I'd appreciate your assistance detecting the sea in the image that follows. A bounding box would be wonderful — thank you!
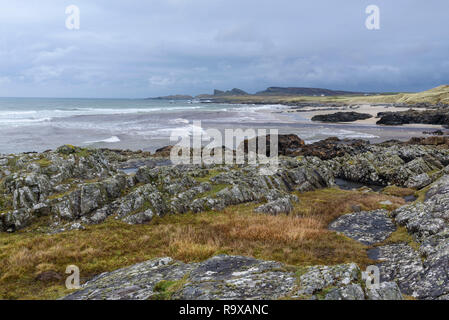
[0,97,430,154]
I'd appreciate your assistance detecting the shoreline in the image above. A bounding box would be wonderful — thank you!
[80,103,447,152]
[1,99,447,155]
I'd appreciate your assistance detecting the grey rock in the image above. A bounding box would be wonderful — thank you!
[297,263,360,296]
[254,195,298,215]
[368,243,424,297]
[63,255,297,300]
[69,222,85,231]
[325,284,365,300]
[1,209,33,231]
[63,257,188,300]
[406,173,432,189]
[328,210,396,245]
[63,254,400,300]
[174,255,297,300]
[366,282,404,300]
[122,209,154,224]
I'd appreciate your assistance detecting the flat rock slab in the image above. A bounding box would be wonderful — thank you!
[62,257,196,300]
[328,209,396,245]
[368,243,424,296]
[63,255,297,300]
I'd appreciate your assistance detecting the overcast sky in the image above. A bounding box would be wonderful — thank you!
[0,0,448,98]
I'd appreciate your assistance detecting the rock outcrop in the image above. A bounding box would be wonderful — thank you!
[312,112,373,123]
[3,138,449,301]
[63,255,402,300]
[328,143,449,187]
[0,145,335,233]
[375,175,449,300]
[294,137,370,160]
[241,134,305,156]
[3,139,449,233]
[326,173,449,300]
[377,108,449,126]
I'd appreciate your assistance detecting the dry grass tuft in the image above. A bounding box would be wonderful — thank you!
[382,185,416,198]
[293,188,405,223]
[375,226,420,251]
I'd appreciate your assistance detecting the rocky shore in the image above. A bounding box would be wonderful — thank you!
[2,135,449,300]
[377,107,449,126]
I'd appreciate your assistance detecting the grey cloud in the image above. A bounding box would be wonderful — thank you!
[0,0,448,97]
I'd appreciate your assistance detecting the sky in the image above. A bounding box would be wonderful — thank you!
[0,0,448,98]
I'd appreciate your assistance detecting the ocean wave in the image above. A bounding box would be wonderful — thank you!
[0,117,52,125]
[83,136,121,144]
[159,124,207,137]
[0,110,38,115]
[231,104,290,112]
[303,128,379,143]
[170,118,190,124]
[0,106,205,125]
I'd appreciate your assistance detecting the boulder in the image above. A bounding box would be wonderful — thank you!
[254,195,298,215]
[365,282,403,300]
[406,173,432,189]
[324,284,365,300]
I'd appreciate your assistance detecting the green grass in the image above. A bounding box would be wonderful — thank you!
[414,185,432,202]
[151,276,189,300]
[375,226,420,251]
[194,169,222,183]
[6,157,19,172]
[35,158,52,168]
[76,149,91,158]
[195,183,230,199]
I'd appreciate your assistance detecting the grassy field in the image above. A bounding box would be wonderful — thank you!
[0,187,406,299]
[211,85,449,105]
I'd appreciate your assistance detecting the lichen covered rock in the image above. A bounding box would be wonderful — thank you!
[328,209,396,245]
[63,255,403,300]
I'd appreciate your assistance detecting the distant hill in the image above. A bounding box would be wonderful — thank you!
[146,85,449,105]
[147,94,193,100]
[256,87,364,96]
[213,88,248,96]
